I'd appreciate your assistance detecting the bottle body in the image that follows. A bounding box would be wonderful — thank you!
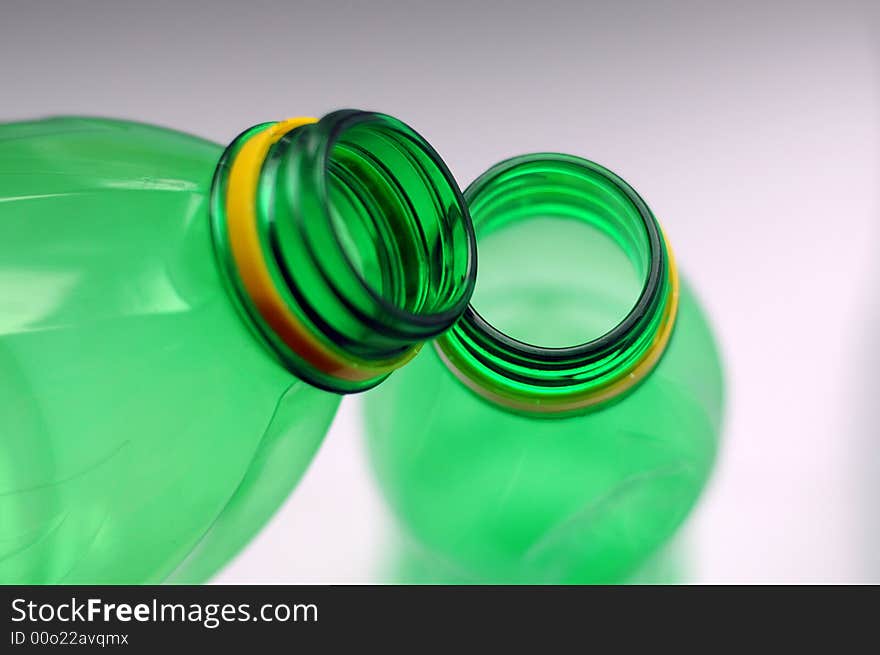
[365,238,723,583]
[0,117,338,583]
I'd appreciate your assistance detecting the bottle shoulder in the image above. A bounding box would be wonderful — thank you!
[0,116,220,153]
[0,116,223,197]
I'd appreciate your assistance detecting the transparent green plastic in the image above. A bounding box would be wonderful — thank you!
[0,114,474,583]
[364,155,724,584]
[212,112,475,393]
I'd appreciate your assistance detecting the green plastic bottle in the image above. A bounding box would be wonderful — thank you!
[0,112,476,584]
[365,154,724,584]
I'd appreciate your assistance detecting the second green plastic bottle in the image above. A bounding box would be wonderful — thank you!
[365,154,724,584]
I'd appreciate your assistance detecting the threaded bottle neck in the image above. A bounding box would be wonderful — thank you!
[211,110,476,393]
[436,154,678,417]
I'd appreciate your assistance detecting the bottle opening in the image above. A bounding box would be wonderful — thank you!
[212,111,477,394]
[436,154,677,416]
[324,115,474,325]
[471,213,646,348]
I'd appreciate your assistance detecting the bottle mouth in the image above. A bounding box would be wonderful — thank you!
[211,110,476,393]
[435,153,679,416]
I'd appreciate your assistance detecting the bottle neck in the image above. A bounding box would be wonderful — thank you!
[435,154,679,417]
[211,110,476,393]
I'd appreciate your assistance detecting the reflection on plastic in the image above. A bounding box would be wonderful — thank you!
[387,530,688,584]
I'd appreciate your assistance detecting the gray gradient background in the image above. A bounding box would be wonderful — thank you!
[1,0,878,583]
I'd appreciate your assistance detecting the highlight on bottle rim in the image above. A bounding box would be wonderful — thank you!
[435,153,680,416]
[211,111,477,394]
